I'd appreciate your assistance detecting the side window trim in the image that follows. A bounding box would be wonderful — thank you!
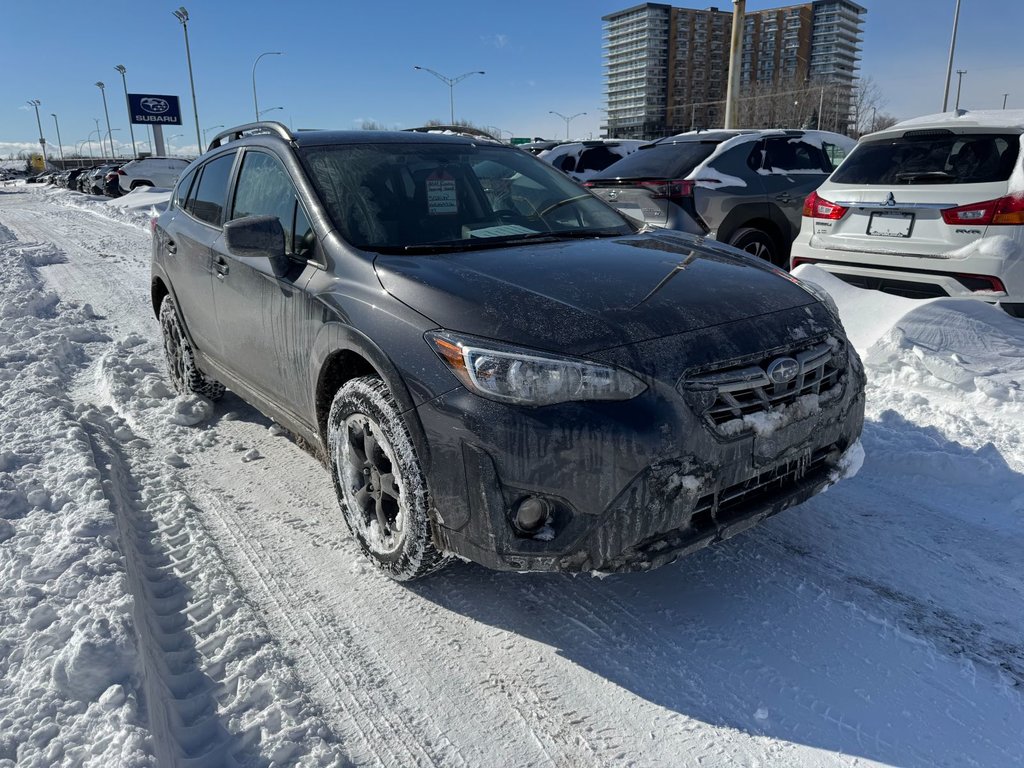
[181,150,238,229]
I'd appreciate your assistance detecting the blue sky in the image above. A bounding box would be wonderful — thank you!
[2,0,1021,159]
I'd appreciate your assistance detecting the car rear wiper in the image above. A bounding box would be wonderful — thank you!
[895,171,955,184]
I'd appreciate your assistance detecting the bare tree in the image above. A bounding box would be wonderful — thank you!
[851,76,888,136]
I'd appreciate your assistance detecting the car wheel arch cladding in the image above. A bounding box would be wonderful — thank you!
[310,324,426,461]
[717,203,788,247]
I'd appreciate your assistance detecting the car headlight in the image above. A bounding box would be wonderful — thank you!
[427,330,646,406]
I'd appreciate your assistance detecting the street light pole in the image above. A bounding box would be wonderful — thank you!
[114,65,138,158]
[252,51,283,121]
[941,0,962,111]
[955,69,967,110]
[413,66,485,124]
[26,100,47,167]
[202,124,224,150]
[50,114,65,165]
[96,82,115,160]
[1003,93,1009,109]
[257,106,283,119]
[549,111,587,140]
[173,7,203,152]
[167,133,183,155]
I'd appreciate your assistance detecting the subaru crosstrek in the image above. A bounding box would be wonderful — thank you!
[151,121,865,580]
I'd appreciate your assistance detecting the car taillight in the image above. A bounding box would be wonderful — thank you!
[941,195,1024,226]
[638,179,694,200]
[117,169,126,175]
[803,190,848,220]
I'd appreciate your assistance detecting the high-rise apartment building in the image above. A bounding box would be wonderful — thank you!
[602,1,866,139]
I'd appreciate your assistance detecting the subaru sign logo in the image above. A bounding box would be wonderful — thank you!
[140,97,170,114]
[127,93,182,125]
[766,357,800,385]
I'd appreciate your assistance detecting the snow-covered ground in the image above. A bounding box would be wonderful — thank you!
[0,182,1022,767]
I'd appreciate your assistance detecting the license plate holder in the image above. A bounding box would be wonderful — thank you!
[867,211,914,238]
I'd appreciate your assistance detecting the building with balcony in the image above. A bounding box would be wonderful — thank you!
[602,0,866,139]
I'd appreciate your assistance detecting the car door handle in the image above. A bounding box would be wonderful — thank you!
[775,193,792,203]
[214,257,229,278]
[166,241,177,255]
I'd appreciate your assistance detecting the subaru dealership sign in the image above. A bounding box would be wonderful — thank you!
[127,93,182,125]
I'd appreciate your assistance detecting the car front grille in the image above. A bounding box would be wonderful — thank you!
[690,445,834,529]
[681,339,845,431]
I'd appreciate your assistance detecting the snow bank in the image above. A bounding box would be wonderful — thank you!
[0,227,154,764]
[795,263,1024,471]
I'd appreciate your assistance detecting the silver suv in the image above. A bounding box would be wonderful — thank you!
[586,129,854,266]
[116,156,190,193]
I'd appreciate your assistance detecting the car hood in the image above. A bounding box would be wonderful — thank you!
[373,232,817,355]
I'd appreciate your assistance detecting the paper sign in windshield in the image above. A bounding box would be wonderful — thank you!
[426,170,458,215]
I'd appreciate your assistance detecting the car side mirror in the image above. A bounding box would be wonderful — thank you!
[223,215,288,276]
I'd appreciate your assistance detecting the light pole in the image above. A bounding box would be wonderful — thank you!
[173,7,203,151]
[26,100,47,167]
[50,113,65,165]
[1003,93,1009,109]
[96,82,115,160]
[252,51,283,121]
[167,133,184,155]
[114,65,138,158]
[413,66,485,124]
[258,106,283,119]
[549,110,587,140]
[87,129,102,160]
[942,0,962,111]
[202,124,224,149]
[955,69,967,110]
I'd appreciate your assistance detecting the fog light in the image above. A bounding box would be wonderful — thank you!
[513,496,552,534]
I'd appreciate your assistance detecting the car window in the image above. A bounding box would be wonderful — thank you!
[822,142,847,170]
[187,152,235,225]
[173,167,197,210]
[232,150,314,257]
[300,143,632,250]
[577,146,625,173]
[832,133,1020,185]
[763,138,828,173]
[589,141,719,180]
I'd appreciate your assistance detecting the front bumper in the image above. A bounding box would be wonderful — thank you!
[416,310,866,573]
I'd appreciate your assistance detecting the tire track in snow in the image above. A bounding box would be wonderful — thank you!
[182,480,467,768]
[80,406,346,767]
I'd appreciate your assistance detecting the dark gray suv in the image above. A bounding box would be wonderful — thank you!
[586,129,855,267]
[151,121,865,580]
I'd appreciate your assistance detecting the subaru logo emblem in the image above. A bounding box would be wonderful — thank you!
[140,97,170,114]
[884,192,896,207]
[766,357,800,384]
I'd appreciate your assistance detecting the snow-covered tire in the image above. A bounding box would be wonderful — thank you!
[158,295,225,400]
[728,227,780,265]
[327,376,450,581]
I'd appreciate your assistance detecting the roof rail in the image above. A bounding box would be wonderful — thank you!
[208,121,294,150]
[403,125,501,142]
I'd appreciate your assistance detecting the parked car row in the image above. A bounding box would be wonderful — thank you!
[539,112,1022,317]
[27,156,192,197]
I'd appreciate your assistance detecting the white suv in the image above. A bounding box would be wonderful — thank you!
[791,110,1024,317]
[116,157,190,194]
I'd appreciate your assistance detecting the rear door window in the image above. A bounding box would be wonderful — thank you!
[832,132,1020,185]
[590,141,718,180]
[186,152,236,226]
[762,138,829,173]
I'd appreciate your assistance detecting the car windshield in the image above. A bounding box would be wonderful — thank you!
[589,141,719,181]
[299,142,634,252]
[831,132,1021,185]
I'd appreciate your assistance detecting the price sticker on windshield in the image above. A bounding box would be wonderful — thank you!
[426,170,458,215]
